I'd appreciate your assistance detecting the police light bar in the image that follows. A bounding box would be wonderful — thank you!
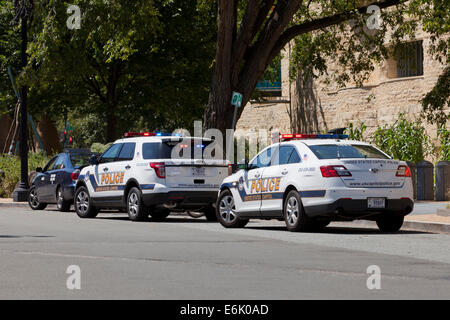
[124,132,156,137]
[280,133,348,141]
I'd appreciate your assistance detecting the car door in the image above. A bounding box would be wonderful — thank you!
[45,155,66,202]
[260,145,301,216]
[35,156,58,200]
[235,147,273,216]
[114,142,136,197]
[90,143,124,202]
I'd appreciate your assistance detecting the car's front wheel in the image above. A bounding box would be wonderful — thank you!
[28,186,47,210]
[216,190,248,228]
[376,214,404,232]
[56,187,71,212]
[203,205,218,221]
[74,186,98,218]
[284,190,312,232]
[127,187,148,221]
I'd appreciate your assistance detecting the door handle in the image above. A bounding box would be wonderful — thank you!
[103,167,109,172]
[282,169,288,175]
[125,165,131,170]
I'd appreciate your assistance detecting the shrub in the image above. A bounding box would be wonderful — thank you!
[372,114,433,163]
[345,122,367,141]
[90,142,111,154]
[437,124,450,161]
[0,152,51,198]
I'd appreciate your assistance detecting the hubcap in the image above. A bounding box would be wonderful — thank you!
[219,195,236,223]
[286,196,299,226]
[128,192,139,216]
[76,191,89,214]
[29,189,39,208]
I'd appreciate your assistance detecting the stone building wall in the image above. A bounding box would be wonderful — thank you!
[236,32,449,158]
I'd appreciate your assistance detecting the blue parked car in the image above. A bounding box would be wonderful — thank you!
[28,149,97,211]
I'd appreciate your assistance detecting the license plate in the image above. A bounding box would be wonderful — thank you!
[368,197,385,208]
[191,167,206,176]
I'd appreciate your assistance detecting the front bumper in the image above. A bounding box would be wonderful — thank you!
[142,191,218,208]
[304,198,414,219]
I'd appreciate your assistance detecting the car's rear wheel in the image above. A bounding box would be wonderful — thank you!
[376,214,404,232]
[74,186,98,218]
[56,187,71,212]
[28,186,47,210]
[284,190,312,232]
[127,187,148,221]
[216,190,248,228]
[149,208,170,221]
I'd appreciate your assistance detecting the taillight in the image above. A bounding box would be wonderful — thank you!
[228,163,233,176]
[71,170,80,181]
[150,162,166,178]
[320,165,352,177]
[396,165,411,177]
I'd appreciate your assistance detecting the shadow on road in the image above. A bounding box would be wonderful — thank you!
[0,235,54,238]
[245,225,432,235]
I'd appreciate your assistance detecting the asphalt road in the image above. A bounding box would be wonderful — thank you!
[0,206,449,300]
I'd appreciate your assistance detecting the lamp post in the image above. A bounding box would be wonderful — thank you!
[12,0,33,202]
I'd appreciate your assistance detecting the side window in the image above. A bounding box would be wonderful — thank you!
[277,146,294,166]
[100,144,123,163]
[44,156,58,172]
[117,143,136,161]
[50,155,65,170]
[287,149,301,164]
[249,147,272,169]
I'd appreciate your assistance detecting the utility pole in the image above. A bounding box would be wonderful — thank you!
[13,0,33,202]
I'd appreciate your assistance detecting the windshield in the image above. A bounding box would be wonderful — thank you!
[308,144,389,160]
[142,139,214,160]
[69,153,93,168]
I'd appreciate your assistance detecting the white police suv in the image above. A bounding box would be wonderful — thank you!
[74,132,229,221]
[217,134,414,232]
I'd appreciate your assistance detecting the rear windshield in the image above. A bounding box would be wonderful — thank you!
[308,144,389,159]
[69,153,92,168]
[142,140,214,160]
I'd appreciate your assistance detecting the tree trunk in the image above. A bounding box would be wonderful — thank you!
[106,107,117,142]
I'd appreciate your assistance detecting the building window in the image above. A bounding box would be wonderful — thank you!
[256,62,282,97]
[395,40,424,78]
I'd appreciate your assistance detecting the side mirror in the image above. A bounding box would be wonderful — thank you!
[89,154,99,165]
[35,167,43,172]
[237,159,249,170]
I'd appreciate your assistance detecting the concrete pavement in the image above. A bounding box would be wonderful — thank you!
[0,207,449,299]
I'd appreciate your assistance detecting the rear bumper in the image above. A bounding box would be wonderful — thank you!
[304,198,414,219]
[142,191,218,208]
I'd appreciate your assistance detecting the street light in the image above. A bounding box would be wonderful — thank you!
[12,0,33,202]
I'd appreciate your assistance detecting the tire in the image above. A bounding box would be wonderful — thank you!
[28,186,47,210]
[284,190,312,232]
[127,187,149,221]
[74,186,98,218]
[376,214,404,232]
[203,205,218,221]
[56,187,71,212]
[149,208,170,221]
[216,189,248,228]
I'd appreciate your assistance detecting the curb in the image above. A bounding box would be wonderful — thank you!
[0,202,29,208]
[340,219,450,234]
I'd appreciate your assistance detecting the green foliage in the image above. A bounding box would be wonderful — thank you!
[437,124,450,161]
[373,114,432,163]
[0,152,51,198]
[90,142,111,154]
[345,122,367,142]
[421,66,450,126]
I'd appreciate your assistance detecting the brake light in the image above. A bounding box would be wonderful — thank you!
[396,165,411,177]
[320,165,352,177]
[150,162,166,178]
[71,170,80,181]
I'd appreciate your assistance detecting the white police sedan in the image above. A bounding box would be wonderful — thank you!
[217,134,414,232]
